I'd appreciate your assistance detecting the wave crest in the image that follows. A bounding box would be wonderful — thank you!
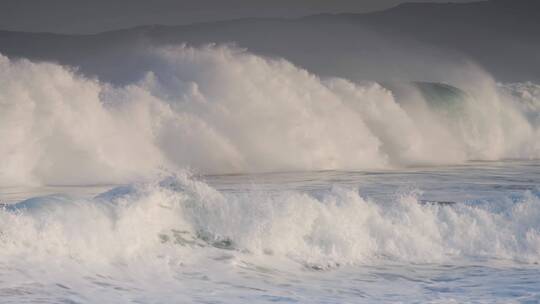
[2,173,540,266]
[1,46,539,185]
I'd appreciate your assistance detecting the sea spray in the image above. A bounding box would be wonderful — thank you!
[0,46,539,186]
[2,172,540,266]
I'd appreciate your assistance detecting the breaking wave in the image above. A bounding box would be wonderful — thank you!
[1,45,539,185]
[1,173,540,268]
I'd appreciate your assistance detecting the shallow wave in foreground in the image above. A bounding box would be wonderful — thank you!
[1,165,540,303]
[1,46,539,185]
[2,172,539,267]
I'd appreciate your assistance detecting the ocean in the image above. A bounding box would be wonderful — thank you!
[1,161,539,303]
[1,45,540,303]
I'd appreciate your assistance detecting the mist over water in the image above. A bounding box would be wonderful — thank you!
[0,45,539,186]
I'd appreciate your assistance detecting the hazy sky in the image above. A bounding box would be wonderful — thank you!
[0,0,477,34]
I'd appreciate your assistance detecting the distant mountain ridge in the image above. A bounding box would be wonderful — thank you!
[0,0,539,82]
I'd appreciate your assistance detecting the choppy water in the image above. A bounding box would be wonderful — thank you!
[1,161,539,303]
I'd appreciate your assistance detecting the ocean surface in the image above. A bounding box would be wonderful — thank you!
[2,44,540,303]
[1,160,539,303]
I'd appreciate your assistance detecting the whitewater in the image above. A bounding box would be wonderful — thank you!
[1,45,540,303]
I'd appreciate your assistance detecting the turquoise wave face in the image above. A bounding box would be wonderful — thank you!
[414,81,469,116]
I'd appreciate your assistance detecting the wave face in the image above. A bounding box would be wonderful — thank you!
[1,46,539,185]
[1,173,540,266]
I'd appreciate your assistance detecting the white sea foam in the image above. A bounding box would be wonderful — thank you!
[1,173,539,267]
[0,46,539,186]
